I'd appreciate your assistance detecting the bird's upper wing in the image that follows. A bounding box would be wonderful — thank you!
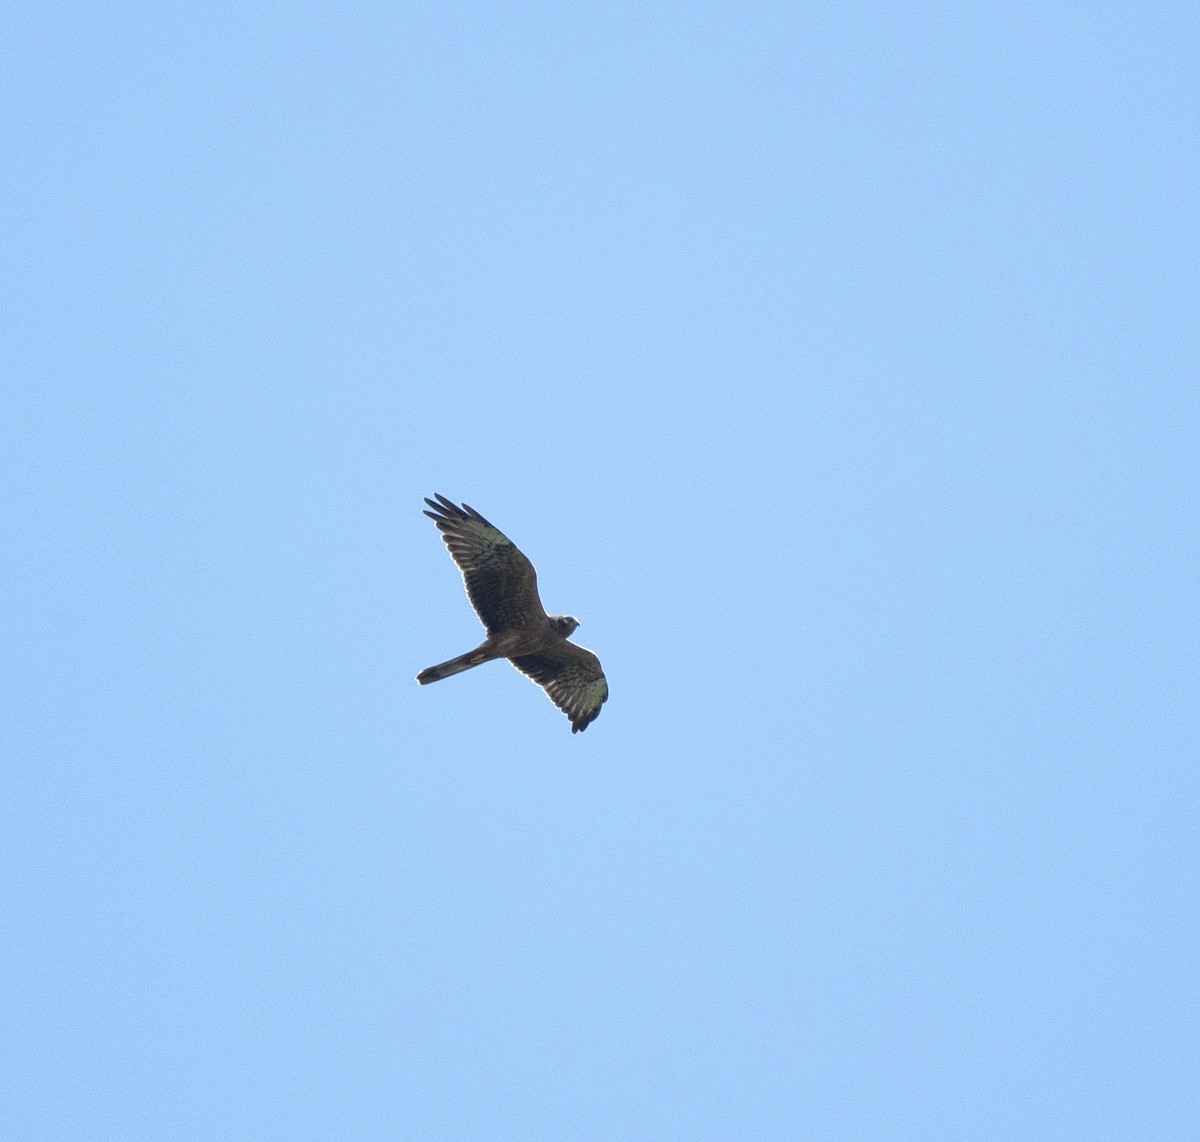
[509,642,608,733]
[423,494,546,635]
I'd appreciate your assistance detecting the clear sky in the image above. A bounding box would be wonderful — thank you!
[3,2,1197,1138]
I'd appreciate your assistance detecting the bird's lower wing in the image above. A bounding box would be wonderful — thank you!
[509,643,608,733]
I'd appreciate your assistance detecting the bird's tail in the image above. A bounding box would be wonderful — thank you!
[416,647,492,685]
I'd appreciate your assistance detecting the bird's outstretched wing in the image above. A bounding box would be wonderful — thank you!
[423,494,547,635]
[510,643,609,733]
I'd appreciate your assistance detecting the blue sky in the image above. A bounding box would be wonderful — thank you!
[3,2,1197,1138]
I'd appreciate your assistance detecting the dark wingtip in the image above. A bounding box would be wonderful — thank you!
[423,495,465,527]
[570,709,601,733]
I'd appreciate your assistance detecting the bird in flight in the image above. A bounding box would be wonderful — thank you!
[416,494,608,732]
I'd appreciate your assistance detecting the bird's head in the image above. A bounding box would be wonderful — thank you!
[552,615,580,637]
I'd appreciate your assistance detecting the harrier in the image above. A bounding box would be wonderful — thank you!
[416,494,608,732]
